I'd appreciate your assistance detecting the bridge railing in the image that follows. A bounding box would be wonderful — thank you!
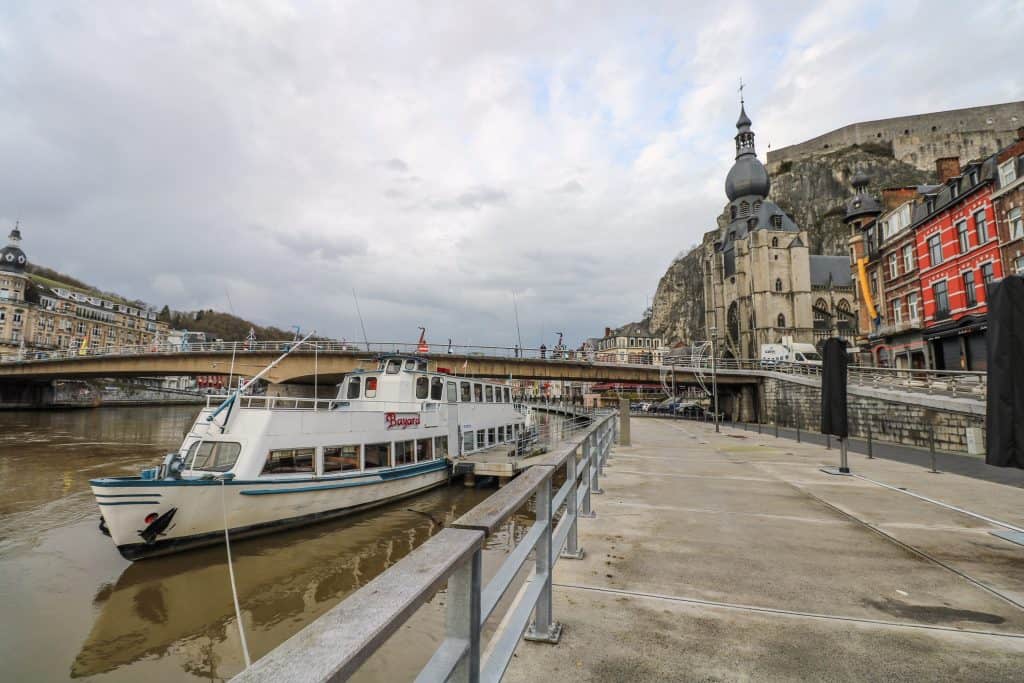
[232,411,618,683]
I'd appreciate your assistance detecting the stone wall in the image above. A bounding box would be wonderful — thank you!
[767,102,1024,171]
[758,375,985,454]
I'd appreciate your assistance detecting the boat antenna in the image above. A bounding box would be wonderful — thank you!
[352,288,370,352]
[512,290,523,352]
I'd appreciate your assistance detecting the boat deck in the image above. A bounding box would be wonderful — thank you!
[451,444,546,479]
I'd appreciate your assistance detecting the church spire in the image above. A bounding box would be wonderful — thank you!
[734,99,756,159]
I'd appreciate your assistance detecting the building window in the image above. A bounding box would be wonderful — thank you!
[974,210,988,244]
[1010,207,1023,240]
[927,234,942,266]
[933,280,950,318]
[956,220,969,253]
[907,292,920,323]
[776,313,786,328]
[891,297,902,324]
[1015,255,1024,275]
[999,158,1018,186]
[774,278,783,292]
[963,271,977,307]
[771,237,779,247]
[740,201,750,217]
[981,262,995,290]
[902,244,915,272]
[889,253,899,279]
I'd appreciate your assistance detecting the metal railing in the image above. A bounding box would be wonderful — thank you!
[233,411,619,682]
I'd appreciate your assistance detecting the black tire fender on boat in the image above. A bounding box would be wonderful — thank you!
[98,515,110,537]
[138,507,178,545]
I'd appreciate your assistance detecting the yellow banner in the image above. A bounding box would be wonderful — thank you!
[856,257,878,321]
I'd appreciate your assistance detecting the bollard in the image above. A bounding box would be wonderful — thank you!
[757,421,762,435]
[618,398,630,447]
[826,434,831,450]
[774,421,779,438]
[867,420,873,459]
[929,425,938,474]
[839,437,850,474]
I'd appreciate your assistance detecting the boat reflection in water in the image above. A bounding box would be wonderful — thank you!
[72,485,508,680]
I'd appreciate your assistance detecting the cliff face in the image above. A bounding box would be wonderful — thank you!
[649,144,934,345]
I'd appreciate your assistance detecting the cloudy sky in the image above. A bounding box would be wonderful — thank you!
[2,1,1021,347]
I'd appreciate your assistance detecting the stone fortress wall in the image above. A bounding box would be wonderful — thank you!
[767,101,1024,172]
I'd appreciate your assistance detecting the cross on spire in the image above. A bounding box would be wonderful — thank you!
[738,77,745,105]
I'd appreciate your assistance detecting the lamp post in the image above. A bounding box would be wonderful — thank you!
[710,326,720,433]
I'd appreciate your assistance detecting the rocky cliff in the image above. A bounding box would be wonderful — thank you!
[649,143,934,345]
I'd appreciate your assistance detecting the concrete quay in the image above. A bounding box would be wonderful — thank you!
[504,418,1024,682]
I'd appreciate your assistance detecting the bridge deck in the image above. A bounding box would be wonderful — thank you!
[503,418,1024,681]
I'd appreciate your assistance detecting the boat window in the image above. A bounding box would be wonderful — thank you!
[488,427,496,445]
[416,439,433,462]
[347,376,362,399]
[495,387,503,403]
[498,426,505,442]
[435,435,449,459]
[404,360,417,371]
[186,441,241,472]
[431,377,443,401]
[463,431,474,453]
[415,376,429,399]
[364,443,389,469]
[447,381,457,402]
[507,424,514,440]
[394,440,415,466]
[324,445,359,472]
[476,431,486,449]
[485,386,494,402]
[365,377,377,398]
[385,360,401,374]
[504,388,511,403]
[473,384,483,402]
[263,447,315,474]
[460,381,471,402]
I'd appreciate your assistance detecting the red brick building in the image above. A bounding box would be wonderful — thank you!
[914,157,1003,370]
[991,130,1024,277]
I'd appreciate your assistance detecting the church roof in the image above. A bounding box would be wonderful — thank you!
[810,256,852,287]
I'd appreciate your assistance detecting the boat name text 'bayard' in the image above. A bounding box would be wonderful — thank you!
[385,412,421,429]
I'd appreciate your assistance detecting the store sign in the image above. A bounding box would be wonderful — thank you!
[385,412,421,429]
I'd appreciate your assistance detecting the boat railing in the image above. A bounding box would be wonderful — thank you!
[203,394,538,413]
[232,410,620,683]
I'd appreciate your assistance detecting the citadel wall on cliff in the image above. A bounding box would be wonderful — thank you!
[766,101,1024,172]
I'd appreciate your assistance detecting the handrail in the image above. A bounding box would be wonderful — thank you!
[233,411,619,682]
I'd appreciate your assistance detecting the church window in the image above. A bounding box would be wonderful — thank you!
[771,237,779,247]
[730,206,737,220]
[774,278,783,292]
[777,314,786,328]
[727,302,740,344]
[753,200,762,212]
[740,201,750,217]
[771,215,783,229]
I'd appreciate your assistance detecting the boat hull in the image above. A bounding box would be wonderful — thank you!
[92,460,449,560]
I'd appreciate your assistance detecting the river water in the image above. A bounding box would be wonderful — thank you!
[0,405,542,682]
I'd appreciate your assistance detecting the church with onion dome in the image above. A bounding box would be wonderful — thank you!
[702,100,855,359]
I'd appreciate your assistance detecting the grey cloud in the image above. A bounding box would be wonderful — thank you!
[431,185,509,211]
[381,158,410,173]
[274,232,368,260]
[554,179,585,194]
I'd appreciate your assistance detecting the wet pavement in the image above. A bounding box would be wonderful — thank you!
[505,417,1024,682]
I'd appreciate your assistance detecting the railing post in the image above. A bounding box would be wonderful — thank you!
[524,476,562,643]
[446,547,482,683]
[580,434,595,518]
[867,419,873,459]
[591,428,604,495]
[560,447,585,560]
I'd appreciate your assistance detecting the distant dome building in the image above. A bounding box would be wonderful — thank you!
[0,223,28,274]
[843,172,883,227]
[703,99,855,375]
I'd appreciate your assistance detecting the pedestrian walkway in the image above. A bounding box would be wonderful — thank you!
[504,418,1024,682]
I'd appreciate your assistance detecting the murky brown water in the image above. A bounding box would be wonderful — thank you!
[0,406,537,682]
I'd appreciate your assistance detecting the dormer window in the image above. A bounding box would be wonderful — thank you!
[753,200,762,212]
[771,215,783,229]
[950,182,959,199]
[740,201,750,217]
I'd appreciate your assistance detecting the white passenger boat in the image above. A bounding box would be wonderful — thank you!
[90,355,525,560]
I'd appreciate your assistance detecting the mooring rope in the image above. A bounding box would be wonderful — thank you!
[221,478,252,668]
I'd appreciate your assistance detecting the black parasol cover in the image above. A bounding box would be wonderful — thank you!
[820,337,848,438]
[985,275,1024,469]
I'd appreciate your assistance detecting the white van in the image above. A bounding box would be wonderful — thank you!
[760,342,822,366]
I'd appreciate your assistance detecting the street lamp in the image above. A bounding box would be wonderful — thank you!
[710,326,720,433]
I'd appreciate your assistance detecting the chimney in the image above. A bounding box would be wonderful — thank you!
[881,187,919,211]
[604,327,612,337]
[1017,126,1024,141]
[936,157,961,183]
